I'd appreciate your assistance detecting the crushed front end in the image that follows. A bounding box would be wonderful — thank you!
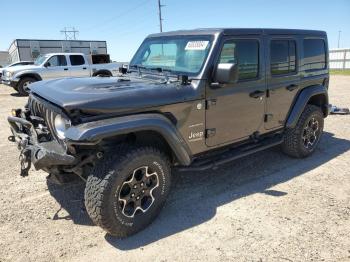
[8,94,95,180]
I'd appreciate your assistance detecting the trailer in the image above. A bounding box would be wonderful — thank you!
[0,51,10,67]
[8,39,108,63]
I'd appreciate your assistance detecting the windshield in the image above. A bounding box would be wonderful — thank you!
[34,54,50,65]
[130,36,213,75]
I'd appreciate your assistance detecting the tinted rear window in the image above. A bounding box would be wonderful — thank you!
[303,39,326,71]
[270,40,296,75]
[70,55,85,66]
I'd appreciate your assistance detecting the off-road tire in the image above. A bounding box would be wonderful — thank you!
[282,104,324,158]
[17,77,37,96]
[84,145,171,237]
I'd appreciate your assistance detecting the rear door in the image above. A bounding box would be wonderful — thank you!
[265,36,300,130]
[205,36,266,147]
[68,55,90,77]
[42,55,70,79]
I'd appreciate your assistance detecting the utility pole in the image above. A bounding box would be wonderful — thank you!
[158,0,164,32]
[337,30,341,48]
[60,27,79,40]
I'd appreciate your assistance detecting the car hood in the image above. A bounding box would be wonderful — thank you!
[30,76,199,116]
[5,64,40,73]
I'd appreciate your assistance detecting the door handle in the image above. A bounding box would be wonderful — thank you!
[64,68,68,71]
[82,67,87,70]
[286,84,298,91]
[249,90,265,98]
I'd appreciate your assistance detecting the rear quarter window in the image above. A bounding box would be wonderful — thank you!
[303,39,326,71]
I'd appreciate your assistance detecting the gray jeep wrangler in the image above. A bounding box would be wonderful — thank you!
[8,28,330,237]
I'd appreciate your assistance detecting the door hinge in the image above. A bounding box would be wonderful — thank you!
[205,128,216,138]
[206,99,217,109]
[264,114,273,122]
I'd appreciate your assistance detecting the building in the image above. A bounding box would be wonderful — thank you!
[8,39,108,63]
[329,48,350,69]
[0,51,10,67]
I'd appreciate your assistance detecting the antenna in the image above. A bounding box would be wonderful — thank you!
[158,0,165,32]
[60,27,79,40]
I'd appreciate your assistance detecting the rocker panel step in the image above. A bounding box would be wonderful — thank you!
[176,135,283,172]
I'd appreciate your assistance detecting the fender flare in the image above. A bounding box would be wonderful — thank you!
[65,113,192,165]
[286,85,329,128]
[15,72,42,81]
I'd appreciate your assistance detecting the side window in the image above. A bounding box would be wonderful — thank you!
[70,55,85,66]
[270,40,297,75]
[47,55,67,67]
[219,39,259,80]
[303,39,326,71]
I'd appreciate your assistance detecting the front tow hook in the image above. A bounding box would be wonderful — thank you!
[8,135,15,142]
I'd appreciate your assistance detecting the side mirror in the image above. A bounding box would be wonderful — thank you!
[44,62,51,67]
[214,63,238,84]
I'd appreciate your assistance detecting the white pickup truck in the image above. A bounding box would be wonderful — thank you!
[1,53,120,95]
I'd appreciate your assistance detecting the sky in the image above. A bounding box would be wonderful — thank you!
[1,0,349,62]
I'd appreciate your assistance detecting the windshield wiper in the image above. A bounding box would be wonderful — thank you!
[129,65,188,84]
[128,64,148,77]
[130,64,172,73]
[129,64,147,70]
[151,67,173,73]
[129,64,175,77]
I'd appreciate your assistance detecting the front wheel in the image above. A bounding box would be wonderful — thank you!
[282,104,324,158]
[17,77,37,96]
[84,146,171,237]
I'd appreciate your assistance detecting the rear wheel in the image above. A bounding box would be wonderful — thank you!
[84,146,171,237]
[282,104,324,158]
[17,77,37,96]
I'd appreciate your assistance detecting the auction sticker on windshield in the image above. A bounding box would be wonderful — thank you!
[185,41,209,50]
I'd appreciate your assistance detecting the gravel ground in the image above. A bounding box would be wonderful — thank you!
[0,76,349,262]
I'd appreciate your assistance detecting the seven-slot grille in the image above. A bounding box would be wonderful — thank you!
[27,94,61,141]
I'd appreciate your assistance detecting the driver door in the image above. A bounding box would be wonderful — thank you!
[42,55,70,79]
[205,37,266,147]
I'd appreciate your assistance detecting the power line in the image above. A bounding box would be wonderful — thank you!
[84,0,151,31]
[96,14,153,35]
[60,27,79,40]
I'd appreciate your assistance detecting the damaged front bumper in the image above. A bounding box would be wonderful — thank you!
[1,75,19,88]
[8,115,76,176]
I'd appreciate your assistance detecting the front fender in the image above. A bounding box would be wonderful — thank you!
[13,70,42,81]
[286,85,329,128]
[65,113,192,165]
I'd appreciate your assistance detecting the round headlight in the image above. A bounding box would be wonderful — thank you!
[54,114,71,139]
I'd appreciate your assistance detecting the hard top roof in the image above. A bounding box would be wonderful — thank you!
[148,28,327,37]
